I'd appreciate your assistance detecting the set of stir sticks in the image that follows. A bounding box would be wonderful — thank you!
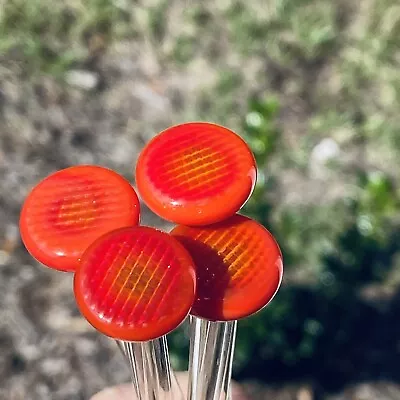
[20,122,283,399]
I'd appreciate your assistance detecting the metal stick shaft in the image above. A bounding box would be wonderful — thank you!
[144,336,184,400]
[117,337,183,400]
[188,317,202,400]
[188,318,237,400]
[122,341,153,400]
[117,340,140,397]
[220,322,237,400]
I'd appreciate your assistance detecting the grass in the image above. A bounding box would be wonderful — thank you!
[0,0,129,76]
[2,0,399,151]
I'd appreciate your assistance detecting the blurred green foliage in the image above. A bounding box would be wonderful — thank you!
[225,97,398,387]
[170,93,400,388]
[0,0,127,77]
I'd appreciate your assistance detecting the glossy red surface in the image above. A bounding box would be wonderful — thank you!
[136,122,257,226]
[171,214,283,321]
[74,226,196,341]
[20,165,140,272]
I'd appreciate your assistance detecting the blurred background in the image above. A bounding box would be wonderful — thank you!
[1,0,400,399]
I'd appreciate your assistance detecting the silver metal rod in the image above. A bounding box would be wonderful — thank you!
[188,317,202,400]
[121,341,153,400]
[117,337,183,400]
[144,336,184,400]
[116,340,141,398]
[220,322,237,400]
[188,318,237,400]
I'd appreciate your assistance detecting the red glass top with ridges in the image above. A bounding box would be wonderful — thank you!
[136,122,257,226]
[171,214,283,321]
[20,165,140,272]
[74,226,196,341]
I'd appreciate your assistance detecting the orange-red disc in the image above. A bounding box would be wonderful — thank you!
[135,122,257,226]
[74,226,196,341]
[170,214,283,321]
[20,165,140,272]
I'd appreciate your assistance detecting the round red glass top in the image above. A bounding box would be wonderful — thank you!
[135,122,257,226]
[20,165,140,272]
[74,226,196,341]
[171,214,283,321]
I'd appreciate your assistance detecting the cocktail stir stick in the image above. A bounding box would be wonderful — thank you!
[20,166,140,273]
[135,122,257,227]
[19,166,180,398]
[74,226,196,400]
[171,214,283,400]
[135,122,258,400]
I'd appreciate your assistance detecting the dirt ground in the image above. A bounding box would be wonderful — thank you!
[1,5,400,398]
